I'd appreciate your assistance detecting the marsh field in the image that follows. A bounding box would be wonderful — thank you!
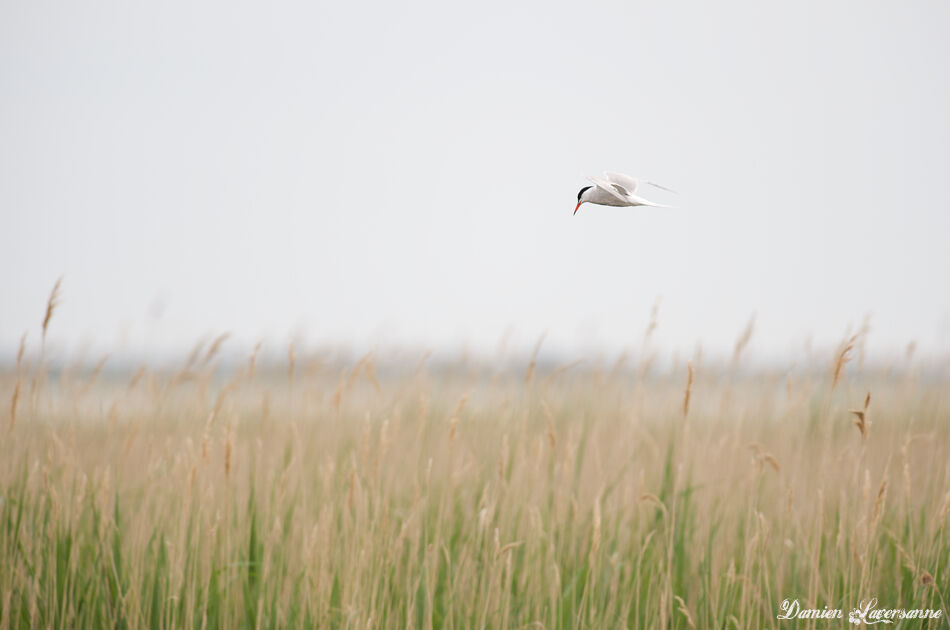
[1,333,949,629]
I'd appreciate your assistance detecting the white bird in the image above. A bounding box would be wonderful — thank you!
[574,171,676,215]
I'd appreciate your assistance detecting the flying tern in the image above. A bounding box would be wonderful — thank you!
[574,172,676,215]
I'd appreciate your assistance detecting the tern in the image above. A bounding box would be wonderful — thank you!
[574,172,676,215]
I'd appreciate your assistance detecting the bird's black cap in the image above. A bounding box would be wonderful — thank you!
[577,186,592,201]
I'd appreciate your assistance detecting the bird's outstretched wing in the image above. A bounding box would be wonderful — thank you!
[586,175,632,203]
[603,172,640,193]
[644,180,677,194]
[605,171,677,195]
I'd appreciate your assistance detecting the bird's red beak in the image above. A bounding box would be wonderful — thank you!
[574,201,582,215]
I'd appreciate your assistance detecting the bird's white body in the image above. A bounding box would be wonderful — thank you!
[574,171,675,214]
[582,185,635,207]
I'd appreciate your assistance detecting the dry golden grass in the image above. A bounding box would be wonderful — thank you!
[0,289,948,628]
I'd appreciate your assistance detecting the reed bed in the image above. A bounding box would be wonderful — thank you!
[1,344,948,628]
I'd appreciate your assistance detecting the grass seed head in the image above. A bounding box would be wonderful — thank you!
[850,391,871,440]
[41,276,63,344]
[16,332,27,371]
[9,382,20,430]
[202,332,231,366]
[732,315,755,366]
[832,334,857,389]
[683,361,694,418]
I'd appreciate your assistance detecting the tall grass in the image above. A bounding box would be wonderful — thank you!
[1,344,948,628]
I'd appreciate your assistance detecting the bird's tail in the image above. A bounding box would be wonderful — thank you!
[631,194,675,208]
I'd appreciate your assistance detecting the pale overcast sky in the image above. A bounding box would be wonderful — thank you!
[2,1,949,362]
